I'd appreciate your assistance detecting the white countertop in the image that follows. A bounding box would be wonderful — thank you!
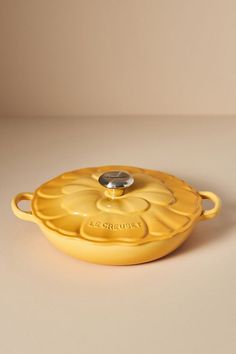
[0,116,235,354]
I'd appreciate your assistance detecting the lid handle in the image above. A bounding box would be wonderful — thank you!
[98,170,134,197]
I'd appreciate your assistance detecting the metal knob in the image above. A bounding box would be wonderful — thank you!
[98,170,134,197]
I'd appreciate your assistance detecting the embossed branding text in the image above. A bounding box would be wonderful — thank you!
[88,221,142,231]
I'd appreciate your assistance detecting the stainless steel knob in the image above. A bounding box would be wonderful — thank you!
[98,170,134,197]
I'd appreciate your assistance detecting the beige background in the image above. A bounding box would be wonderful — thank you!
[1,0,236,116]
[0,116,235,354]
[1,1,236,353]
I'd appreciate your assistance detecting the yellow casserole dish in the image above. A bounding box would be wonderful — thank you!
[11,165,221,265]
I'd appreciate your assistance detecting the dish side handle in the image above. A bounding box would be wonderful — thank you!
[11,192,35,222]
[199,191,221,220]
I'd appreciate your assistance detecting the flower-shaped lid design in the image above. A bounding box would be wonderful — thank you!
[33,166,202,244]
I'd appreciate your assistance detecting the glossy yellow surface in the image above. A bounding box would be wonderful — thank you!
[11,166,221,265]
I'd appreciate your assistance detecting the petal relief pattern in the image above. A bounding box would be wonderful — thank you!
[45,214,84,236]
[62,176,101,194]
[169,188,201,215]
[61,190,101,216]
[97,196,149,214]
[33,197,67,220]
[32,166,201,243]
[141,205,191,239]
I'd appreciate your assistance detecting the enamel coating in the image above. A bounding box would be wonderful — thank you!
[11,165,221,265]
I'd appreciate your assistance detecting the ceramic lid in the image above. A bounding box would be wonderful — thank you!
[32,166,202,244]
